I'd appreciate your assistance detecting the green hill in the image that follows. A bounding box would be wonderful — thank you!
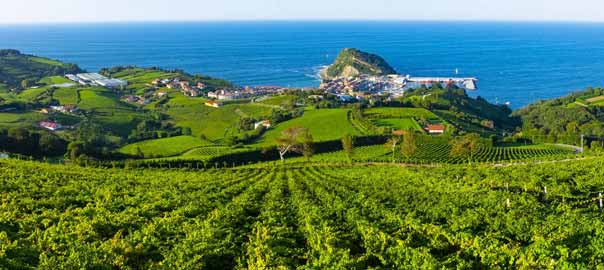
[0,49,83,90]
[322,48,397,79]
[100,66,233,92]
[254,108,362,145]
[513,88,604,143]
[397,85,520,135]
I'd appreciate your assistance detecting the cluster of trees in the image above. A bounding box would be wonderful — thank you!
[398,85,518,131]
[128,118,188,143]
[0,127,66,156]
[514,88,604,143]
[64,121,127,162]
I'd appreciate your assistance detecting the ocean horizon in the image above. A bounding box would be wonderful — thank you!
[2,21,604,108]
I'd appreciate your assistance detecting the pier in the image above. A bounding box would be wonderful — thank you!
[406,77,478,90]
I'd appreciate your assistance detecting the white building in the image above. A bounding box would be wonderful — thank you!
[75,73,127,88]
[96,78,128,88]
[254,120,271,129]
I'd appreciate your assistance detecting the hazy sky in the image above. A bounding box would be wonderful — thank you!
[2,0,603,23]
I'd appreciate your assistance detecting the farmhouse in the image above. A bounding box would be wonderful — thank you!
[49,105,78,114]
[188,89,200,97]
[426,124,446,134]
[124,95,138,103]
[205,100,223,108]
[254,120,271,130]
[207,91,218,99]
[64,104,78,113]
[39,121,62,131]
[166,82,178,89]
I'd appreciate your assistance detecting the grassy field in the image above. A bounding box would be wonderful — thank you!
[18,86,51,101]
[52,87,79,104]
[38,75,71,85]
[118,135,212,158]
[364,107,439,132]
[0,112,44,127]
[29,56,66,66]
[78,87,142,136]
[364,107,439,119]
[371,117,422,130]
[255,108,362,145]
[78,87,129,110]
[256,95,295,107]
[165,96,272,142]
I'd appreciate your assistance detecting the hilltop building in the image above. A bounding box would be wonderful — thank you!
[67,73,127,89]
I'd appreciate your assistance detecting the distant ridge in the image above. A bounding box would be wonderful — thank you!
[0,49,83,90]
[321,48,397,80]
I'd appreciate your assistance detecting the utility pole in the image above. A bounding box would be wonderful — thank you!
[599,193,603,212]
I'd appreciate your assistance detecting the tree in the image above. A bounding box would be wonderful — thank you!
[224,136,238,146]
[275,126,313,162]
[341,134,355,162]
[20,79,35,89]
[450,133,483,163]
[590,141,602,155]
[38,133,66,156]
[400,131,417,160]
[66,141,86,161]
[135,147,144,159]
[384,135,402,163]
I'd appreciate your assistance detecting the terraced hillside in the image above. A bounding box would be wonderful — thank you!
[2,158,604,269]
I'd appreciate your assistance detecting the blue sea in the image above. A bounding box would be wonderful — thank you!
[1,21,604,108]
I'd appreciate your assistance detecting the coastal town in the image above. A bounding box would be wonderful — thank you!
[320,74,478,97]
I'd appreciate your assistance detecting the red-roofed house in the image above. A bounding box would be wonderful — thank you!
[425,124,446,134]
[39,121,62,131]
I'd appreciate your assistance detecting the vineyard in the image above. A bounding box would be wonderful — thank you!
[284,141,577,165]
[2,158,604,269]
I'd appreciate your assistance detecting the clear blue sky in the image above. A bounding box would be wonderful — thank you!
[2,0,603,23]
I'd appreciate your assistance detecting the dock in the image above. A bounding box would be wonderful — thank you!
[407,77,478,90]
